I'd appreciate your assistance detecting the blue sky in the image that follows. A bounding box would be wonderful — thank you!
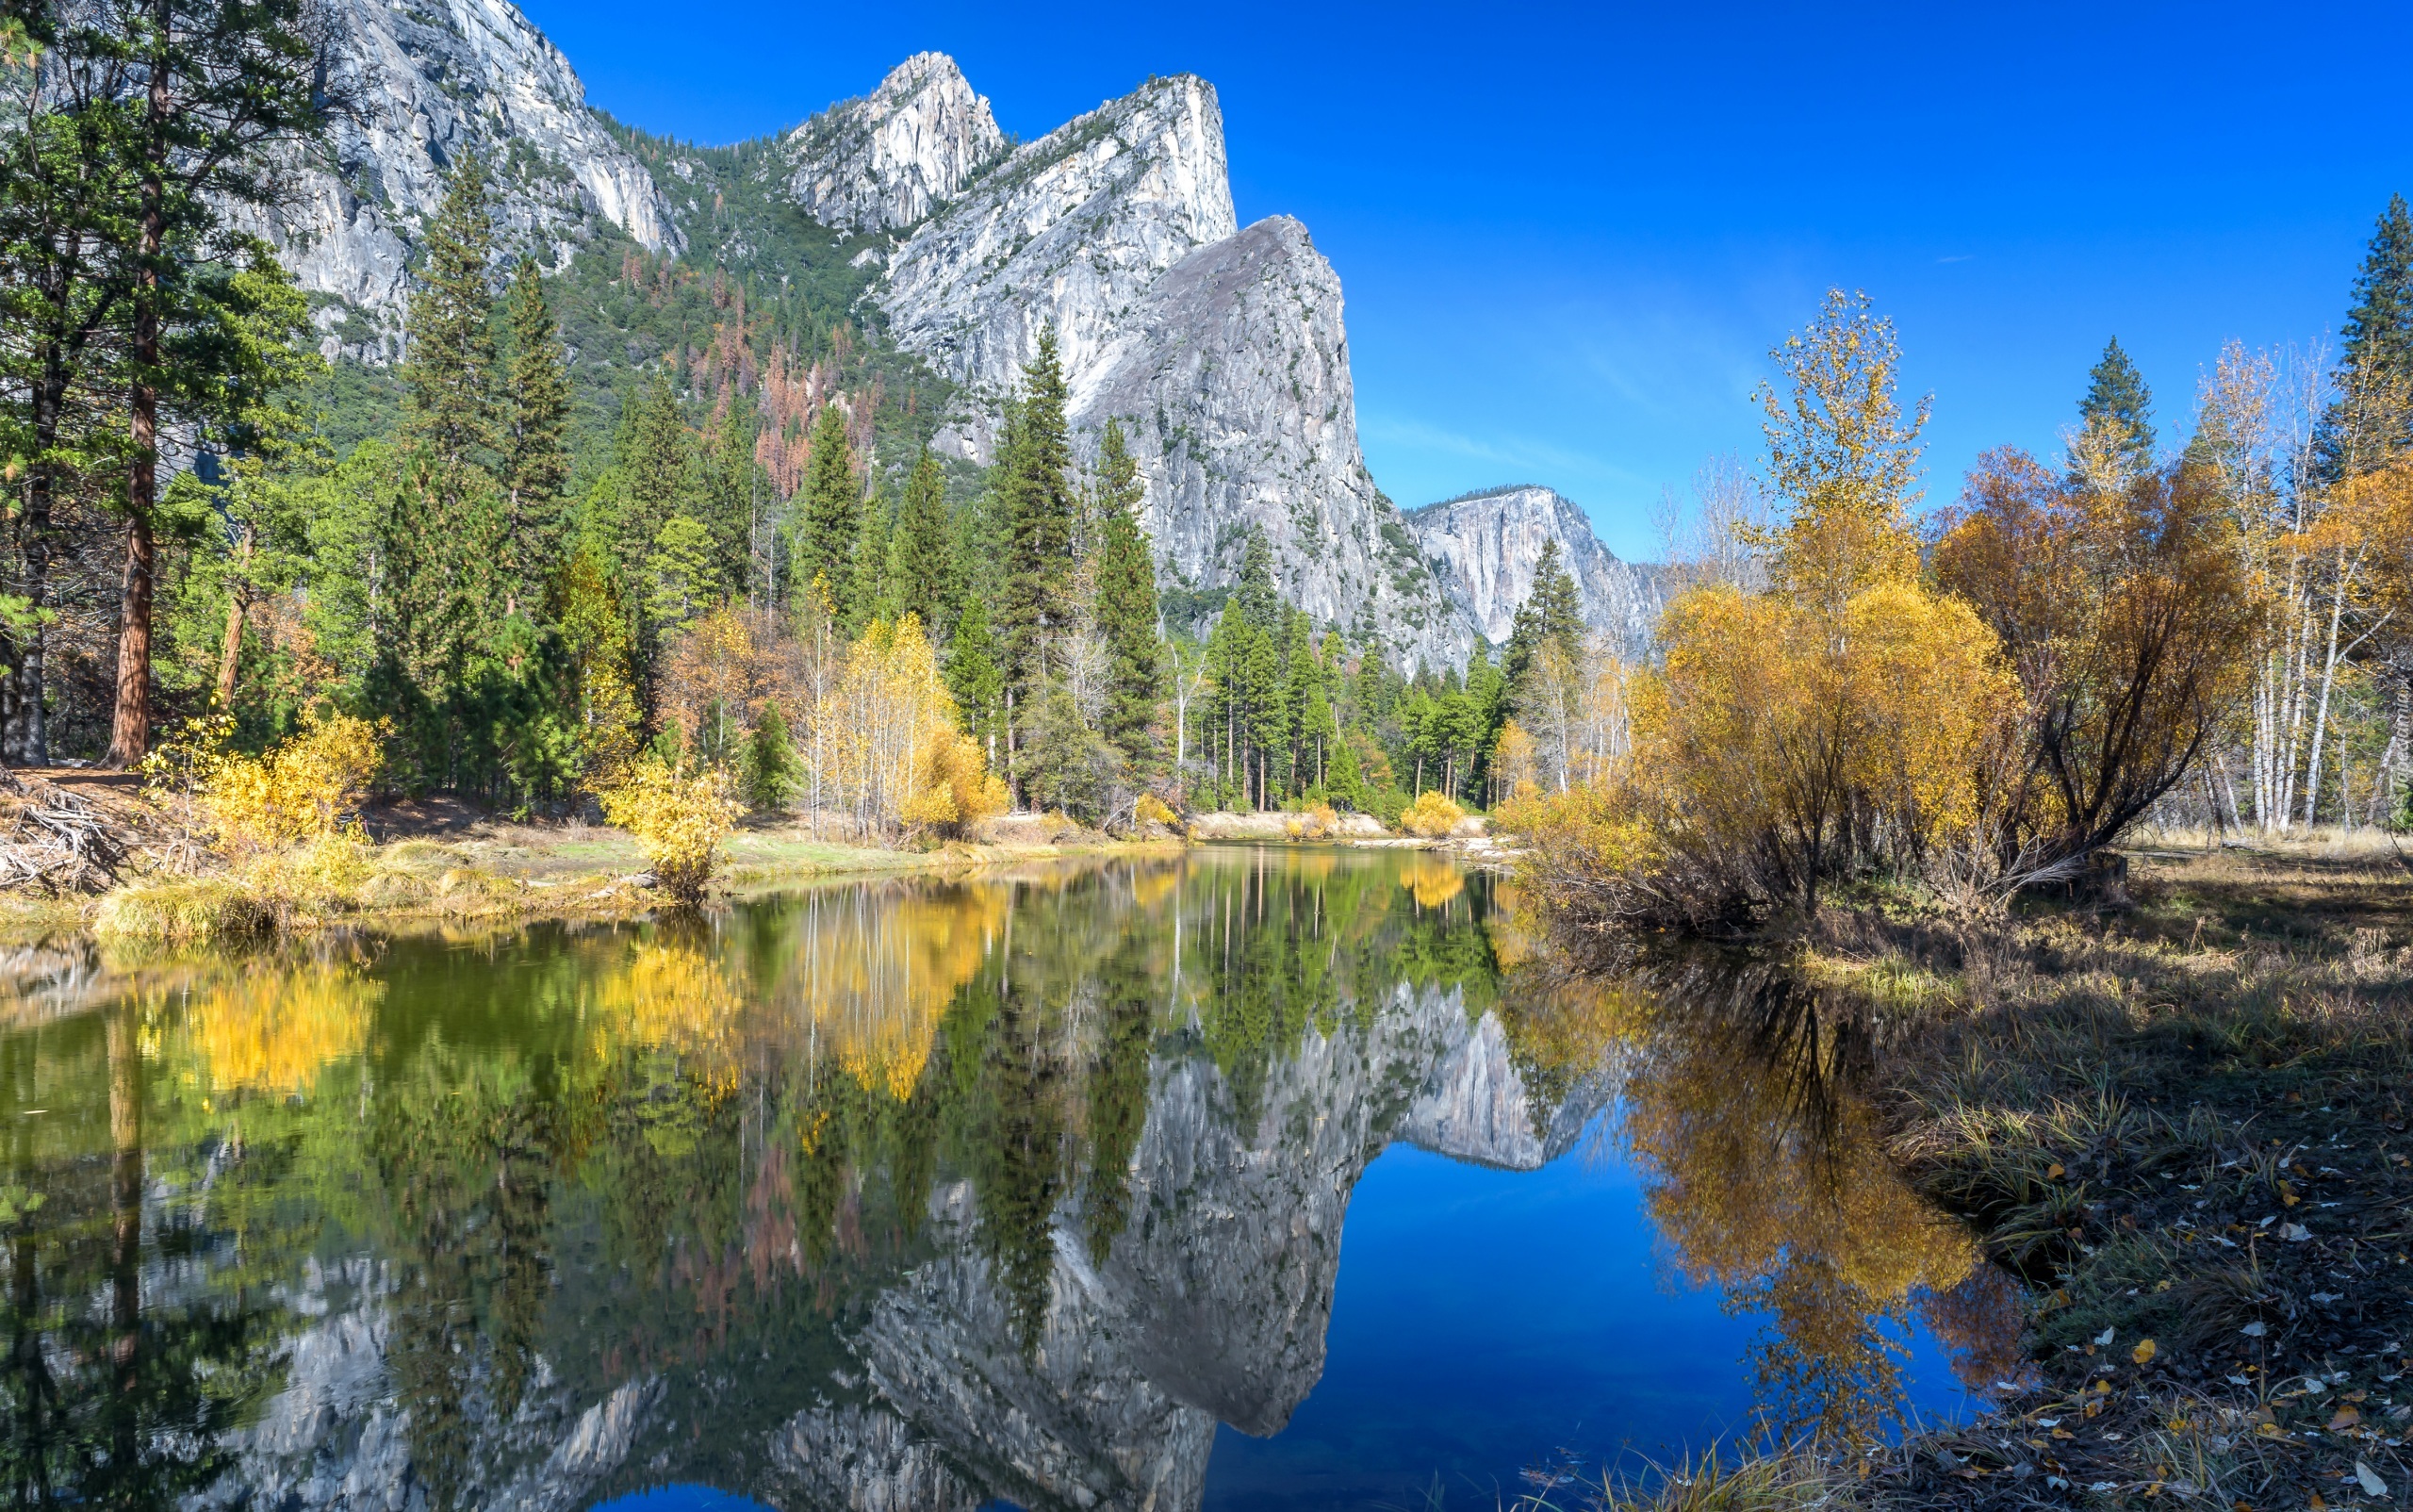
[522,0,2413,560]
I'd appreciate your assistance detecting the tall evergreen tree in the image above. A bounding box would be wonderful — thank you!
[611,375,694,589]
[2076,337,2157,479]
[1233,528,1281,635]
[846,478,892,634]
[500,255,569,616]
[702,401,757,599]
[2340,195,2413,391]
[1502,537,1584,700]
[1092,419,1162,763]
[106,0,341,764]
[999,330,1076,696]
[2321,194,2413,477]
[946,595,1004,752]
[891,448,956,630]
[402,155,500,475]
[386,157,506,698]
[794,402,857,603]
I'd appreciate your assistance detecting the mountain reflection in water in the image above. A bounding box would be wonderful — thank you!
[0,847,2023,1511]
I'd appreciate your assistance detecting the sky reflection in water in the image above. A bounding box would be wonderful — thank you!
[0,847,2020,1511]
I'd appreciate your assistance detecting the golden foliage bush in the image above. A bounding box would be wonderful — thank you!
[1398,790,1466,838]
[1134,793,1180,830]
[599,755,745,905]
[197,713,387,853]
[900,726,1009,838]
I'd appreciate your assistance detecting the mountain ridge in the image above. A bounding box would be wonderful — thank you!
[254,19,1603,670]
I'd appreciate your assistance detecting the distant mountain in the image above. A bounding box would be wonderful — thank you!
[1405,486,1665,660]
[843,62,1466,668]
[251,26,1474,667]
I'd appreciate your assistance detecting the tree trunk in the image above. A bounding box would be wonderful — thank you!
[216,524,255,708]
[109,19,171,768]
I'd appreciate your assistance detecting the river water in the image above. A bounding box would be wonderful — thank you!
[0,846,2023,1510]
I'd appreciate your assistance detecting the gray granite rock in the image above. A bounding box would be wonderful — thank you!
[240,0,681,358]
[784,53,1005,235]
[1406,485,1667,659]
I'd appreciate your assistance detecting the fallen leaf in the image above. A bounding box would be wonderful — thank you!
[2241,1321,2268,1338]
[2356,1463,2388,1497]
[2133,1338,2158,1365]
[2095,1326,2117,1346]
[2307,1492,2328,1511]
[2048,1162,2065,1178]
[2328,1406,2359,1430]
[2280,1222,2312,1242]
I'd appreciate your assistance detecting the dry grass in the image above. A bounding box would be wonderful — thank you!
[1562,846,2413,1512]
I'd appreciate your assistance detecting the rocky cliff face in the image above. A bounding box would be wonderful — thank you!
[1406,485,1666,658]
[862,68,1469,668]
[784,53,1006,235]
[248,0,681,356]
[1081,218,1469,665]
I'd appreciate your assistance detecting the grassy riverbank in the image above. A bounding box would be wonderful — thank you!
[1569,839,2413,1512]
[0,785,1463,945]
[1,810,1188,945]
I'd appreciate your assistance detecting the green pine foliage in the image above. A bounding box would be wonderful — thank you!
[2077,337,2157,476]
[402,154,501,475]
[999,331,1077,697]
[890,448,957,630]
[2321,194,2413,477]
[1092,419,1163,763]
[501,255,571,614]
[794,402,857,606]
[741,702,799,810]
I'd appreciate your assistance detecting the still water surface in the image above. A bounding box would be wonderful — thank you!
[0,847,2020,1510]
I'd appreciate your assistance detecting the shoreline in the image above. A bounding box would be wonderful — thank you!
[0,808,1486,948]
[1561,841,2413,1511]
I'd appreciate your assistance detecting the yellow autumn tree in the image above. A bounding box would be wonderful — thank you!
[1506,289,2020,924]
[798,613,1007,839]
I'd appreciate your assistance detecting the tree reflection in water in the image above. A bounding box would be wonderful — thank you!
[1492,914,2027,1450]
[0,850,2021,1507]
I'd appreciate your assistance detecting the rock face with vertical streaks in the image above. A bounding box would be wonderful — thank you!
[243,0,681,357]
[1406,485,1666,658]
[783,53,1006,235]
[864,70,1469,668]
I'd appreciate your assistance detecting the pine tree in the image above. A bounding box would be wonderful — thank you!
[795,402,857,606]
[703,401,757,600]
[612,375,695,588]
[946,595,1005,750]
[1234,528,1281,635]
[644,514,717,642]
[1243,619,1286,809]
[891,448,956,630]
[500,255,569,617]
[847,478,893,634]
[1092,419,1162,763]
[999,330,1076,695]
[2341,195,2413,392]
[402,154,500,475]
[1502,537,1584,700]
[386,156,507,710]
[2076,337,2157,479]
[2322,194,2413,477]
[741,703,799,810]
